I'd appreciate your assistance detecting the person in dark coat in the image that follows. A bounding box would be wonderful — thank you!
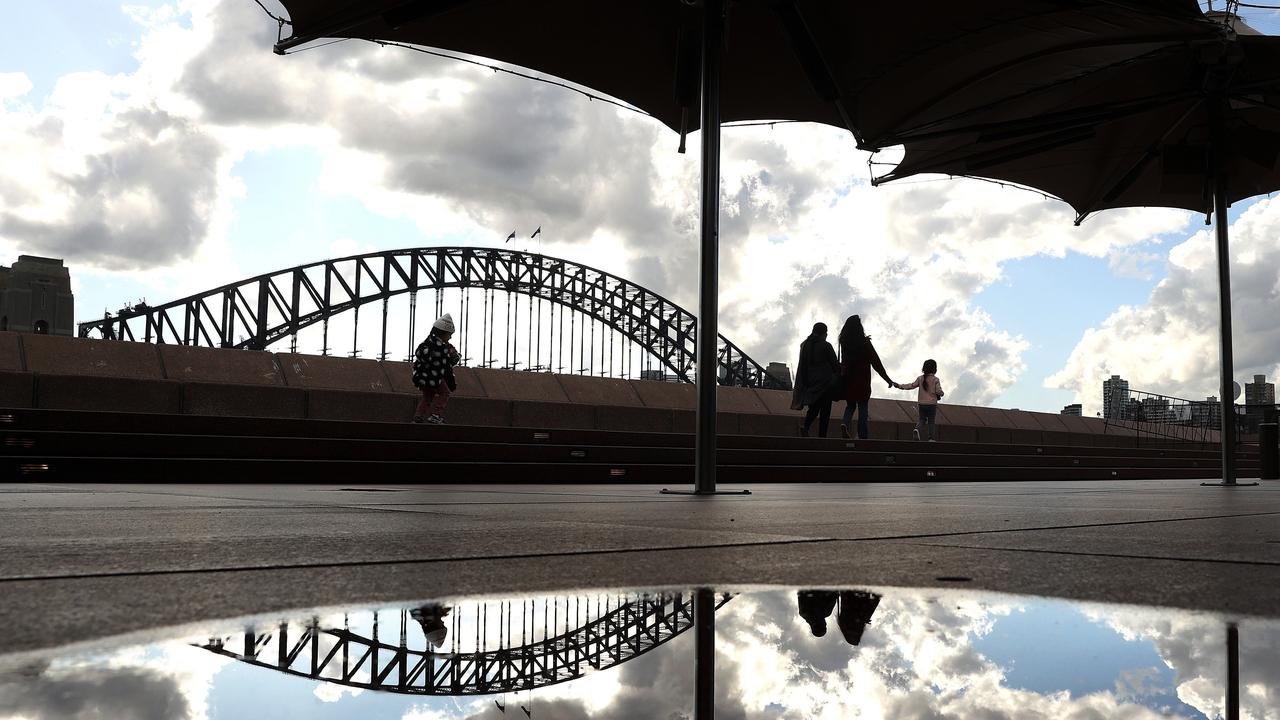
[791,322,841,437]
[836,315,895,440]
[797,590,839,637]
[412,313,461,424]
[836,591,881,646]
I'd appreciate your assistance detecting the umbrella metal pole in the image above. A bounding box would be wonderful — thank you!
[1203,106,1255,488]
[1215,175,1238,484]
[694,588,716,720]
[695,0,723,494]
[663,0,746,497]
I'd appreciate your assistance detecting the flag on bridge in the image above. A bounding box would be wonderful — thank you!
[530,226,541,238]
[505,231,516,242]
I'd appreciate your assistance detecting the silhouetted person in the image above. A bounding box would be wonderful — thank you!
[410,604,451,649]
[836,591,881,646]
[412,313,460,424]
[797,590,839,637]
[792,322,841,437]
[836,315,895,439]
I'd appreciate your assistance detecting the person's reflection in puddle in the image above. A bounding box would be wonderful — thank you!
[797,590,839,637]
[798,590,882,645]
[836,591,881,646]
[410,604,451,650]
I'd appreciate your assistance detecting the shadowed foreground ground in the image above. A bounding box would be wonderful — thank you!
[2,480,1278,656]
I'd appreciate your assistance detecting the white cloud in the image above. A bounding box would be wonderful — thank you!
[1048,197,1280,414]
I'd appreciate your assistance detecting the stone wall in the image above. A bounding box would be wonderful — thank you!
[0,332,1215,445]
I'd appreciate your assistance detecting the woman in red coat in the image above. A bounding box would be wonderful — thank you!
[837,315,896,439]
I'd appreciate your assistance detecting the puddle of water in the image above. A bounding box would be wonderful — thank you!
[1,587,1275,719]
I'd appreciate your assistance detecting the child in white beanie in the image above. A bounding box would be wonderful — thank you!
[412,313,460,424]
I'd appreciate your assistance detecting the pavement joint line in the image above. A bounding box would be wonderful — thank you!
[3,509,1277,584]
[905,541,1280,568]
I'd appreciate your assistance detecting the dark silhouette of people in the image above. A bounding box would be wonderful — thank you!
[792,322,842,437]
[836,315,896,439]
[797,590,839,637]
[798,590,881,645]
[836,591,881,646]
[410,604,451,649]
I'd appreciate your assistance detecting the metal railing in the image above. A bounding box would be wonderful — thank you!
[1105,389,1278,447]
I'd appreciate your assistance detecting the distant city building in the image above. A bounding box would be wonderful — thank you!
[0,255,74,336]
[1140,396,1174,424]
[1191,396,1223,429]
[1102,375,1130,420]
[1245,374,1275,408]
[1061,404,1082,416]
[765,362,793,391]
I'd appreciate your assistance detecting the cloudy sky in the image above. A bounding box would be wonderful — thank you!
[3,588,1277,719]
[1,1,1279,413]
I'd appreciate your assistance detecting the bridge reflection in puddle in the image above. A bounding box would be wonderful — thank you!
[2,588,1277,719]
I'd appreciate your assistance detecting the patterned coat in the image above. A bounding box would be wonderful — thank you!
[412,333,460,390]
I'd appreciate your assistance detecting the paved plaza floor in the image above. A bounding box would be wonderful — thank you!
[2,480,1278,656]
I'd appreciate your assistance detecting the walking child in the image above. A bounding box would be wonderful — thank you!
[894,359,944,441]
[412,314,461,424]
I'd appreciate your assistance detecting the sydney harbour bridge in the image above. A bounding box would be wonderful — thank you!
[199,591,731,697]
[78,247,787,390]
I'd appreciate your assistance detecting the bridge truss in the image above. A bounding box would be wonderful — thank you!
[199,591,731,696]
[78,247,784,389]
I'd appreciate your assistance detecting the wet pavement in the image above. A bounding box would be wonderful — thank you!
[2,480,1278,661]
[1,586,1275,718]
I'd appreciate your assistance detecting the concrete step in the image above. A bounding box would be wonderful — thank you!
[3,455,1251,483]
[0,408,1237,460]
[1,430,1250,470]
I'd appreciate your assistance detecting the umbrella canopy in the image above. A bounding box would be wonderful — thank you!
[856,4,1277,484]
[857,2,1280,220]
[273,0,859,141]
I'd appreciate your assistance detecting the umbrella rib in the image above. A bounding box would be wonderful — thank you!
[869,39,1202,148]
[1071,100,1204,225]
[771,0,862,143]
[275,0,475,54]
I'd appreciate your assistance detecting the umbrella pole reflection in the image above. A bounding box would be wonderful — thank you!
[694,588,716,720]
[1227,622,1239,720]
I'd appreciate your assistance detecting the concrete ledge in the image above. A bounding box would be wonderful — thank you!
[307,389,415,423]
[970,406,1016,428]
[162,345,284,386]
[382,362,486,398]
[976,427,1013,444]
[1009,429,1044,445]
[276,354,393,392]
[35,374,180,414]
[879,400,918,423]
[1005,410,1045,432]
[630,379,695,409]
[511,400,595,429]
[556,374,643,407]
[674,410,740,434]
[938,404,983,428]
[754,387,802,416]
[25,335,163,379]
[0,332,23,371]
[0,371,34,408]
[474,369,570,403]
[1042,430,1073,447]
[596,406,675,433]
[443,397,511,427]
[1030,413,1071,433]
[938,424,979,443]
[737,413,801,437]
[717,386,770,414]
[183,382,306,419]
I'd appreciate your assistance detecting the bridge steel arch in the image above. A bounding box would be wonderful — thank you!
[77,247,784,389]
[199,592,731,696]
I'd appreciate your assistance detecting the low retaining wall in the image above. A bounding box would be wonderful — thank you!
[0,332,1211,445]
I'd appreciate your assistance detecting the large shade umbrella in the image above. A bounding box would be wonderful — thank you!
[267,0,872,493]
[854,3,1279,485]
